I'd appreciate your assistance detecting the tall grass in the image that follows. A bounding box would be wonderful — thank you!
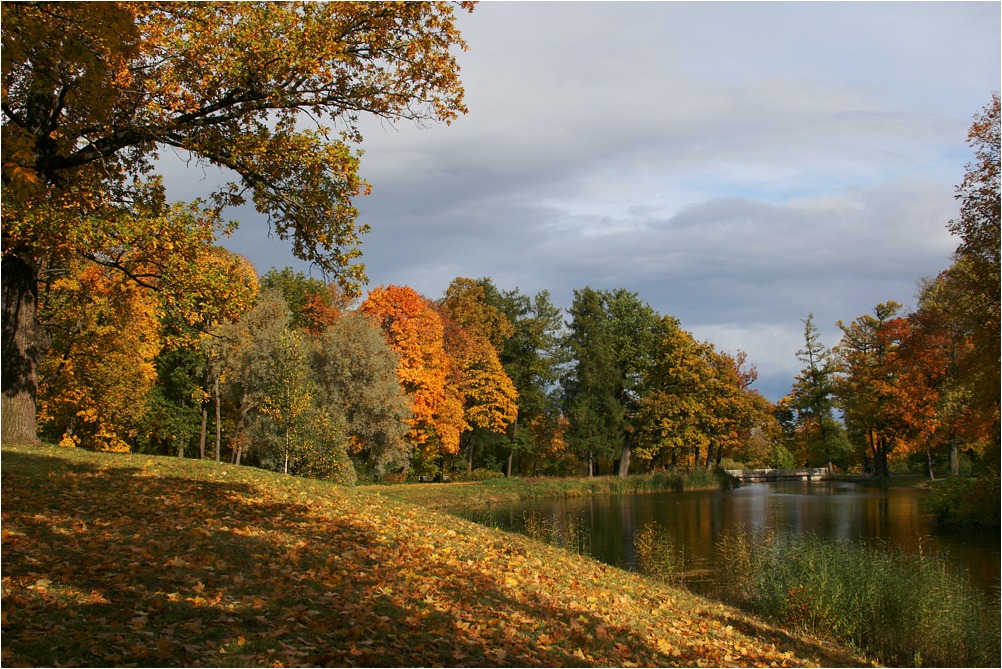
[716,530,1000,667]
[523,510,591,556]
[634,522,685,586]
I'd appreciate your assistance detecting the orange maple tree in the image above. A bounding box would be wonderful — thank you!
[360,285,465,459]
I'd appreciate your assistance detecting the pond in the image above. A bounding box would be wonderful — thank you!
[464,480,1001,598]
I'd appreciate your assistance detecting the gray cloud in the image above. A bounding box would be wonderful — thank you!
[161,2,999,401]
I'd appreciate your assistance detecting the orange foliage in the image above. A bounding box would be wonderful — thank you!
[360,286,465,456]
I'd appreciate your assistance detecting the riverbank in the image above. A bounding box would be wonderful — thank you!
[1,444,868,667]
[366,469,734,510]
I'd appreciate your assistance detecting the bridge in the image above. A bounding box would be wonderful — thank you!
[724,468,828,483]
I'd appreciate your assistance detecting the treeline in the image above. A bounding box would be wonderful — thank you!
[33,95,1000,486]
[38,263,772,482]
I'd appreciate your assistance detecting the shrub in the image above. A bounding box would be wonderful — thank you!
[922,475,1001,527]
[453,467,505,482]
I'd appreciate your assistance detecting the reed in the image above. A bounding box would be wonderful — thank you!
[716,530,1000,667]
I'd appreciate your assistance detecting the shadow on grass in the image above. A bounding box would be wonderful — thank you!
[4,448,750,667]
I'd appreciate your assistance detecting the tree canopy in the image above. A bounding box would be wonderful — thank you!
[1,1,475,443]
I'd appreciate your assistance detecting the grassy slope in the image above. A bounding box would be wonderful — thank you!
[1,444,869,667]
[364,473,724,510]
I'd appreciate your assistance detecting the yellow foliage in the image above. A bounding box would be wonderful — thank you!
[38,261,163,451]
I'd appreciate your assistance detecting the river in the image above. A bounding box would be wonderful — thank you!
[466,480,1001,598]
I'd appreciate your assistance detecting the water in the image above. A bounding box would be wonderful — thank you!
[466,480,1001,598]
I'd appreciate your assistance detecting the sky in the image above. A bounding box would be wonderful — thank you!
[163,1,1000,402]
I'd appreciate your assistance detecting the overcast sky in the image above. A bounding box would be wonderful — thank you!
[165,1,1000,401]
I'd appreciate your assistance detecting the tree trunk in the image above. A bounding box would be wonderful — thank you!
[232,393,249,466]
[926,446,936,481]
[214,377,222,463]
[283,429,290,475]
[617,442,632,477]
[949,436,959,477]
[199,405,207,459]
[2,255,50,444]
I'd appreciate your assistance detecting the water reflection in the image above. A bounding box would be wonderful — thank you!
[474,481,1000,597]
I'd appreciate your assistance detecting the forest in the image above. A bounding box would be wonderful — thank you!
[2,4,998,491]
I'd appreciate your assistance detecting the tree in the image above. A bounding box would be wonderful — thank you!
[250,328,316,475]
[562,288,625,476]
[210,290,292,465]
[313,312,412,478]
[1,1,474,443]
[36,261,161,452]
[562,288,659,476]
[944,94,1000,446]
[835,302,903,478]
[261,267,349,336]
[634,316,714,470]
[360,285,465,471]
[437,279,520,474]
[441,277,515,352]
[790,314,838,470]
[141,346,205,458]
[701,348,770,471]
[492,285,565,476]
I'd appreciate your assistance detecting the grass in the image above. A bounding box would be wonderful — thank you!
[715,530,1000,667]
[1,443,867,667]
[367,467,733,510]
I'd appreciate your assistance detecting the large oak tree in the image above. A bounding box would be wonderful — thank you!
[1,1,473,443]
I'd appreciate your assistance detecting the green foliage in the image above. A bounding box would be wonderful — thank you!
[922,475,1001,527]
[717,531,1000,667]
[138,346,206,457]
[562,287,659,469]
[313,312,411,476]
[768,443,798,469]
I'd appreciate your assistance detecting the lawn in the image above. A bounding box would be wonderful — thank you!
[1,444,868,667]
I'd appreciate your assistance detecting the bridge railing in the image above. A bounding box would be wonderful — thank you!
[724,468,828,480]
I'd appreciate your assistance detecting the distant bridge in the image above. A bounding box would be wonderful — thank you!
[724,468,828,483]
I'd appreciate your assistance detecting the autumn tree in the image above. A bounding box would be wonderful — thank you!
[1,1,474,444]
[700,348,770,471]
[313,312,412,478]
[634,315,714,470]
[261,267,349,337]
[36,261,161,452]
[437,279,520,474]
[944,94,1000,447]
[360,285,465,474]
[835,302,904,478]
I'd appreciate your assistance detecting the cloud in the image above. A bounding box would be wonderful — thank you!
[159,2,999,401]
